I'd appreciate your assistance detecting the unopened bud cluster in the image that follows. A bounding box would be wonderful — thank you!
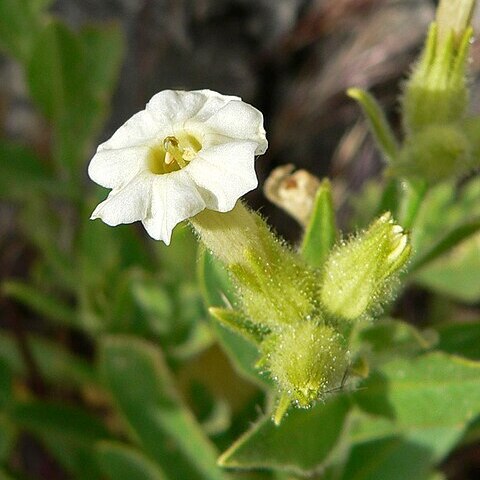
[192,203,410,421]
[349,14,479,185]
[265,323,348,409]
[396,23,478,183]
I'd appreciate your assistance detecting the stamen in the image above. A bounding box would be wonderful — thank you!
[163,136,179,151]
[164,151,174,165]
[164,136,188,168]
[148,133,202,175]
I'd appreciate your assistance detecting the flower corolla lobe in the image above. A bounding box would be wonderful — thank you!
[88,89,267,243]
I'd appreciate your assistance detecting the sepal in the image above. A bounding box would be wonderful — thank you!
[391,124,472,183]
[261,321,349,409]
[208,307,269,344]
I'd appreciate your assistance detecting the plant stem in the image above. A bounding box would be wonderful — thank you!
[399,180,428,230]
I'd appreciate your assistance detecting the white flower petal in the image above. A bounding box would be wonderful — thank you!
[146,89,240,127]
[88,89,268,243]
[196,100,268,155]
[186,141,258,211]
[142,170,206,244]
[91,173,153,226]
[88,145,150,189]
[99,110,165,150]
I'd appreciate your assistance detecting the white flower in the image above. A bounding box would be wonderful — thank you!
[88,89,267,244]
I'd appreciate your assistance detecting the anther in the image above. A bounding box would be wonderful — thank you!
[163,136,187,168]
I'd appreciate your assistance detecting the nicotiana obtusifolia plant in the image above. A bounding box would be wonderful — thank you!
[2,0,480,478]
[88,0,480,413]
[88,86,411,423]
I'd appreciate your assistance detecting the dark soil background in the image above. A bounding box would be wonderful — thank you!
[2,1,480,478]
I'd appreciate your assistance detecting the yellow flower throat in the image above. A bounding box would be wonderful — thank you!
[148,133,202,174]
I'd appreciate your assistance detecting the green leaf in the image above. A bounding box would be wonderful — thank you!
[0,0,49,62]
[17,198,78,293]
[80,24,124,102]
[2,280,79,328]
[461,413,480,445]
[130,277,174,335]
[100,270,154,336]
[198,249,236,307]
[0,363,15,462]
[398,179,428,231]
[348,181,384,229]
[300,179,337,268]
[43,438,102,480]
[27,20,84,121]
[411,183,453,254]
[413,232,480,303]
[80,198,151,277]
[331,353,480,479]
[376,179,400,218]
[410,220,480,272]
[66,25,124,173]
[198,249,269,388]
[0,416,15,464]
[410,177,480,261]
[100,336,229,480]
[12,401,109,479]
[12,401,109,443]
[352,352,480,463]
[436,321,480,361]
[219,395,352,475]
[348,179,401,231]
[347,88,399,163]
[97,442,168,480]
[0,141,54,199]
[0,332,97,388]
[357,319,435,364]
[169,319,214,361]
[76,220,157,335]
[0,361,12,410]
[156,226,199,283]
[333,435,441,480]
[26,20,124,177]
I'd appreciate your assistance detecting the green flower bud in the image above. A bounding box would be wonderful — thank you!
[320,213,411,322]
[392,124,472,183]
[402,23,472,133]
[263,322,349,408]
[436,0,475,48]
[194,202,319,329]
